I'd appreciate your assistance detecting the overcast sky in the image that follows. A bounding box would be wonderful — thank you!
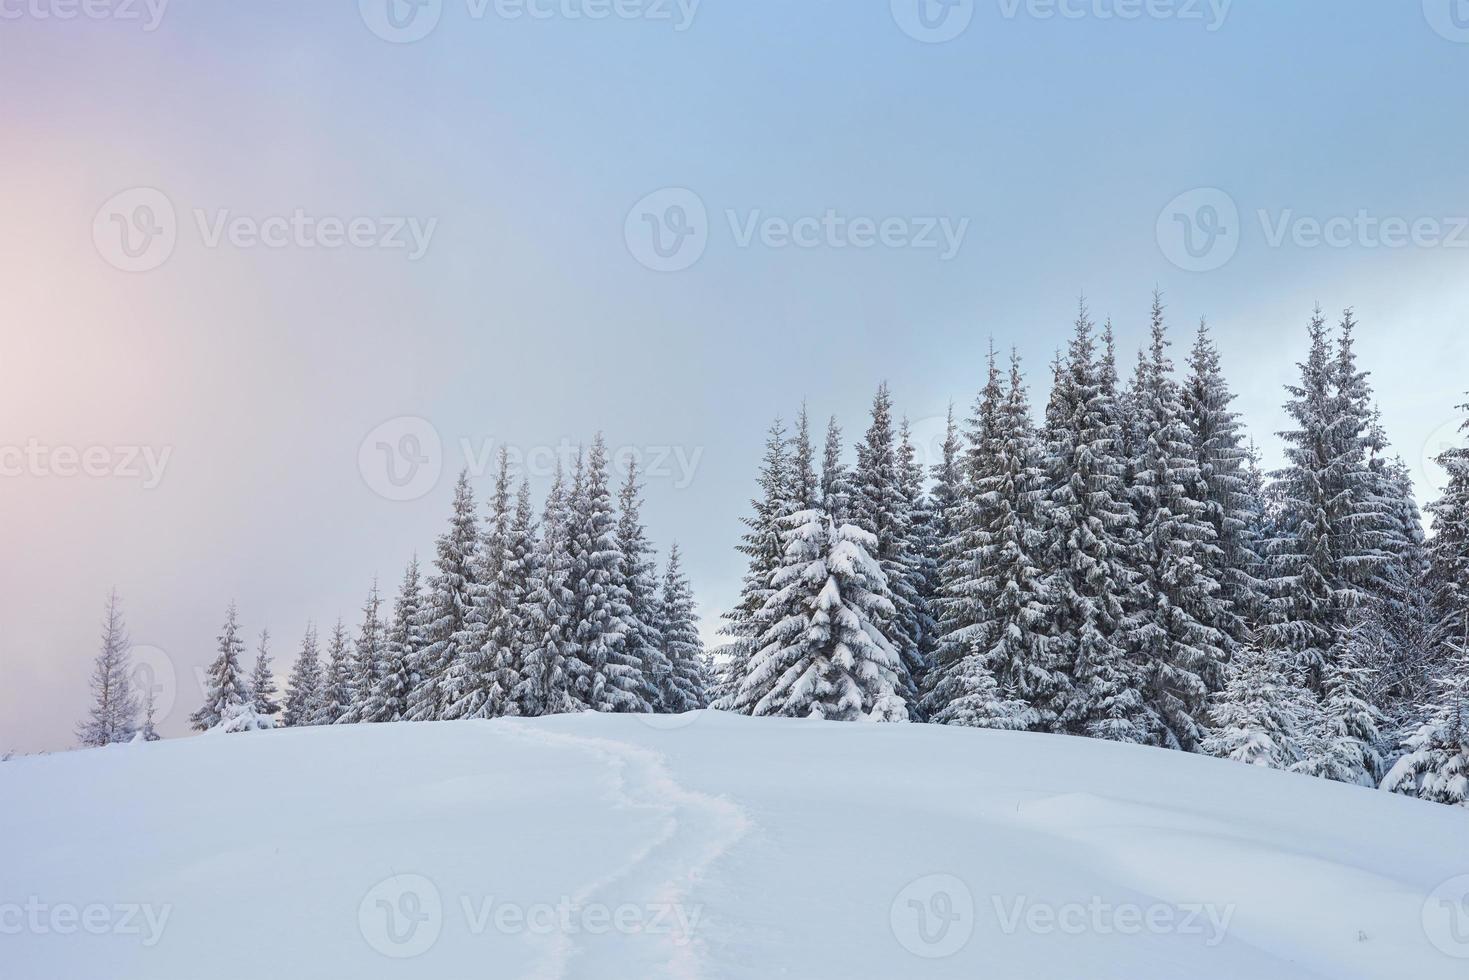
[3,1,1468,752]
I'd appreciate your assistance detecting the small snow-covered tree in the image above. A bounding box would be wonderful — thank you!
[77,589,139,747]
[1200,644,1308,769]
[408,470,481,721]
[282,623,323,728]
[313,619,354,726]
[1382,622,1469,807]
[190,602,250,732]
[249,629,281,722]
[657,542,710,712]
[1293,619,1384,786]
[617,459,672,710]
[740,510,907,721]
[363,557,423,723]
[341,582,385,723]
[139,687,162,742]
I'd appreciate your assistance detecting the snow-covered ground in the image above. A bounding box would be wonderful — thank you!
[3,711,1466,979]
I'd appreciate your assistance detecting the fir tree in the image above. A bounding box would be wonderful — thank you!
[313,619,353,726]
[341,582,384,723]
[657,543,710,712]
[407,470,481,721]
[717,418,793,709]
[1200,643,1309,769]
[446,450,519,721]
[249,628,281,722]
[741,510,907,721]
[1292,615,1384,786]
[363,557,423,724]
[515,463,580,716]
[567,436,650,712]
[139,687,161,742]
[77,589,138,747]
[190,602,250,731]
[1041,303,1149,742]
[1129,296,1229,750]
[791,404,821,512]
[821,414,850,521]
[282,623,323,728]
[617,459,672,710]
[1382,620,1469,807]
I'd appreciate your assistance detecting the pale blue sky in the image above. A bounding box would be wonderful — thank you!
[3,1,1468,751]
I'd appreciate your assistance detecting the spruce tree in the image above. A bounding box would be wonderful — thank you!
[791,404,821,512]
[899,418,939,697]
[190,602,250,731]
[516,464,579,715]
[1041,304,1149,742]
[658,543,710,712]
[77,589,139,747]
[717,418,793,709]
[446,450,518,720]
[821,414,850,521]
[1200,643,1309,769]
[617,459,672,710]
[926,351,1059,729]
[363,557,423,723]
[249,629,281,722]
[313,619,354,726]
[341,581,384,723]
[567,436,650,712]
[850,383,921,712]
[407,469,481,721]
[282,623,323,728]
[1129,296,1229,750]
[1382,620,1469,807]
[139,687,161,742]
[740,509,907,721]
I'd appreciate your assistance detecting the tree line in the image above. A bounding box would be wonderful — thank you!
[712,295,1467,807]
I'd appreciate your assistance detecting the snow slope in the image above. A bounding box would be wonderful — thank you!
[2,711,1466,980]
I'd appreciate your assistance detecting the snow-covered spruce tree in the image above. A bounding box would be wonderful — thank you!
[340,581,384,724]
[495,480,538,710]
[1382,621,1469,807]
[1261,309,1388,697]
[1129,297,1229,750]
[282,623,323,727]
[850,383,922,713]
[1183,318,1267,636]
[77,589,139,747]
[313,619,354,726]
[926,351,1057,730]
[617,458,672,710]
[1365,456,1436,726]
[928,403,964,571]
[1040,304,1150,742]
[791,404,821,512]
[740,509,907,721]
[407,469,481,721]
[1200,642,1310,769]
[362,556,423,724]
[567,436,650,712]
[717,418,793,710]
[899,418,940,694]
[249,629,281,722]
[515,464,580,715]
[190,602,250,731]
[821,414,851,522]
[139,687,161,742]
[1292,612,1384,786]
[445,450,519,721]
[657,543,710,712]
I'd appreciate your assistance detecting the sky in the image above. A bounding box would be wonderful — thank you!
[2,1,1468,752]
